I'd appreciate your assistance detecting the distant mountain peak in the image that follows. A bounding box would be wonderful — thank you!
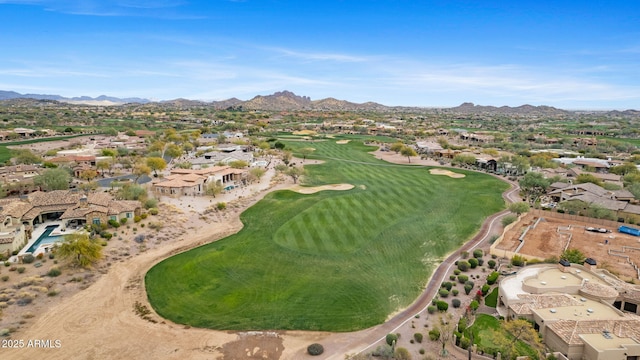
[0,90,150,105]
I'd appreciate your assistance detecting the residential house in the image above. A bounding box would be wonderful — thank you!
[0,190,140,255]
[152,166,246,197]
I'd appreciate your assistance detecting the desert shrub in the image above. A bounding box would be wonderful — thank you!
[22,254,35,264]
[140,213,148,219]
[460,250,469,259]
[488,259,496,269]
[487,271,500,285]
[464,284,473,295]
[453,269,461,275]
[489,235,499,244]
[477,258,484,266]
[134,234,146,244]
[47,290,59,297]
[470,300,479,311]
[436,301,448,312]
[442,281,453,291]
[133,215,142,223]
[468,258,479,269]
[307,343,324,356]
[16,292,35,306]
[148,222,163,230]
[1,275,8,282]
[427,305,437,314]
[386,333,398,346]
[4,261,10,267]
[394,347,411,360]
[17,267,25,274]
[460,337,471,350]
[452,289,459,296]
[458,317,467,333]
[482,284,491,296]
[473,249,484,258]
[47,267,61,277]
[414,332,423,343]
[144,198,158,209]
[511,254,526,267]
[438,289,449,298]
[449,274,456,281]
[465,280,475,288]
[100,231,113,240]
[216,202,227,210]
[457,274,468,283]
[36,253,43,260]
[428,328,440,341]
[502,214,518,227]
[457,261,470,272]
[108,219,120,228]
[452,298,461,308]
[48,253,55,259]
[149,208,159,215]
[419,348,425,354]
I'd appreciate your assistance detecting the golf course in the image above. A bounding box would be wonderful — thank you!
[145,138,508,332]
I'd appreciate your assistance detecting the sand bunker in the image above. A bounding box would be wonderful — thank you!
[429,169,465,178]
[292,130,317,136]
[290,183,354,194]
[336,140,350,144]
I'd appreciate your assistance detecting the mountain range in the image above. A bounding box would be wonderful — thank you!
[1,90,638,116]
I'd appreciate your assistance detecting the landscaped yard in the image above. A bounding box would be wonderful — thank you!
[465,314,539,359]
[145,138,508,331]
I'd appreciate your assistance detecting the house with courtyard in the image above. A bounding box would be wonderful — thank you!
[498,262,640,360]
[152,166,246,197]
[0,190,140,255]
[547,182,640,222]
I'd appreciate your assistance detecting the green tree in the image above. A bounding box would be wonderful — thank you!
[298,147,315,161]
[519,172,551,204]
[132,162,151,183]
[390,142,404,154]
[146,157,167,177]
[11,149,42,165]
[229,160,248,169]
[206,180,224,197]
[508,202,529,215]
[78,169,98,181]
[248,167,266,183]
[285,166,305,184]
[400,145,418,163]
[609,162,639,176]
[452,154,477,166]
[561,248,586,264]
[34,168,71,191]
[575,173,603,187]
[493,319,544,360]
[55,233,103,268]
[281,150,292,165]
[96,159,111,176]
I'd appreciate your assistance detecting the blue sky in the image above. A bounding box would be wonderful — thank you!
[1,0,639,109]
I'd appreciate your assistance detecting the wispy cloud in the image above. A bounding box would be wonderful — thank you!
[266,47,371,63]
[0,0,204,18]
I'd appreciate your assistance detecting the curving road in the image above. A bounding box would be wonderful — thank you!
[318,175,521,360]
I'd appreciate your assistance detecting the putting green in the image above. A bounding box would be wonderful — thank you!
[145,138,508,331]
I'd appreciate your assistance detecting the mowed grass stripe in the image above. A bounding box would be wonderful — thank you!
[146,138,508,332]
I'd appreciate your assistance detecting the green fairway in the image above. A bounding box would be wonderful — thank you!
[145,138,508,331]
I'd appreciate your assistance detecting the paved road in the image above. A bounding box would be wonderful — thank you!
[319,176,521,360]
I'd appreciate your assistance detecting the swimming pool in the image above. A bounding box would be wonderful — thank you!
[26,225,63,254]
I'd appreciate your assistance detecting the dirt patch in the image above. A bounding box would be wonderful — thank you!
[429,168,465,178]
[495,212,640,281]
[218,332,284,360]
[336,140,350,144]
[289,183,354,194]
